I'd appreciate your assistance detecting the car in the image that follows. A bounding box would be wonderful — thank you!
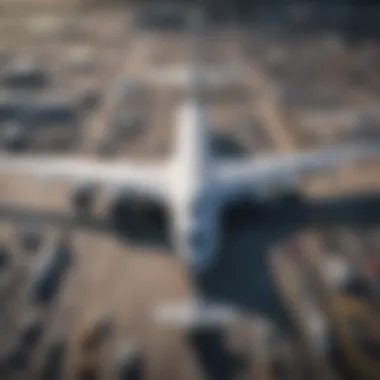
[117,343,142,380]
[17,224,44,252]
[1,59,48,88]
[24,100,76,126]
[135,4,187,31]
[19,317,44,348]
[40,341,66,380]
[30,237,73,306]
[2,122,28,152]
[0,244,10,271]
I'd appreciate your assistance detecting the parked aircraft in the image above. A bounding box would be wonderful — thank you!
[0,66,379,273]
[0,3,379,272]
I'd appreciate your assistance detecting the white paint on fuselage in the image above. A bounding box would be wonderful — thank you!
[168,96,221,269]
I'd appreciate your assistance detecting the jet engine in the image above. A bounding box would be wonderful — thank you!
[107,190,167,233]
[71,182,97,216]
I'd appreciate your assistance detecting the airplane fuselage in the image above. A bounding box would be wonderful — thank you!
[164,95,304,271]
[168,97,221,270]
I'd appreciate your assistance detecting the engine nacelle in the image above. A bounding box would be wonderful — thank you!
[107,191,167,231]
[71,182,97,216]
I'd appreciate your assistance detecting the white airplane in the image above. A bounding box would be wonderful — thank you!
[0,67,379,273]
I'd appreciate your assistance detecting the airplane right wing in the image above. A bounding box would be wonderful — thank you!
[0,154,169,200]
[216,143,380,201]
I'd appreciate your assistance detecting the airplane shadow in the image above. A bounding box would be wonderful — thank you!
[196,192,380,328]
[0,191,379,328]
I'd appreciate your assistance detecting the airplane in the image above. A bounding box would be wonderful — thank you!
[30,234,72,305]
[0,65,379,274]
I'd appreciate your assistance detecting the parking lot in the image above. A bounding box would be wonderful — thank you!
[0,1,379,379]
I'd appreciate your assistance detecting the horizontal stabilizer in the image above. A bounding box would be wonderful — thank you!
[152,298,241,328]
[141,65,242,89]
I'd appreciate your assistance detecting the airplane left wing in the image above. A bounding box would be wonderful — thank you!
[0,154,169,200]
[216,143,380,201]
